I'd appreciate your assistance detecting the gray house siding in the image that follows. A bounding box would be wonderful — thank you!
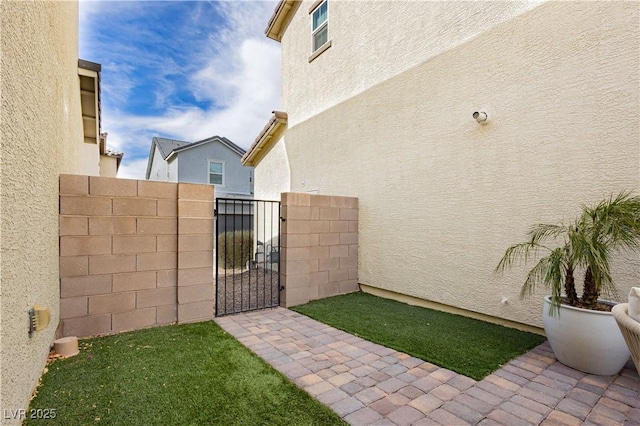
[176,143,252,196]
[168,156,178,182]
[146,135,253,197]
[148,146,172,182]
[145,135,254,234]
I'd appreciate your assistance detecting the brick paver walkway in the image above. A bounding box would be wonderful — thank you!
[215,307,640,425]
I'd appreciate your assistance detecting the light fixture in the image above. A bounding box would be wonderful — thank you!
[28,304,51,337]
[473,111,488,123]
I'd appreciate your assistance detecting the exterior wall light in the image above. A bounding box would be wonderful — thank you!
[28,304,51,337]
[473,111,488,123]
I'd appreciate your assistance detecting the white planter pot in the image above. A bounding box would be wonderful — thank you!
[543,295,631,375]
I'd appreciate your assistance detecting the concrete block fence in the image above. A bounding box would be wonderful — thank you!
[58,176,358,338]
[59,175,214,337]
[280,192,359,307]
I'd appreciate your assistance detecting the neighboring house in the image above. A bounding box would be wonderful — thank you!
[146,135,254,231]
[245,0,640,331]
[1,1,96,419]
[146,135,253,197]
[78,60,123,177]
[99,132,124,177]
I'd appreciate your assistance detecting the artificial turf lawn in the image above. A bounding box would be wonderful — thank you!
[292,292,546,381]
[26,322,344,426]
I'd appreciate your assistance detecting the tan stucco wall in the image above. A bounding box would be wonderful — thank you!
[1,0,84,418]
[270,1,640,329]
[99,155,118,178]
[281,0,542,127]
[83,142,100,175]
[360,284,545,336]
[254,137,291,201]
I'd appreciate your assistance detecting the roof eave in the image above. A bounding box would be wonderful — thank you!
[165,150,177,162]
[265,0,301,41]
[171,136,245,157]
[242,111,288,167]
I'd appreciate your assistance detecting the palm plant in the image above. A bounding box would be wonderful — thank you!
[496,192,640,316]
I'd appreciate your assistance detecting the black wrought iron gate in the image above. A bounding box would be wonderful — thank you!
[214,198,281,316]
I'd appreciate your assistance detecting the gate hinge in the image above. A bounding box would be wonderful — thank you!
[280,216,286,222]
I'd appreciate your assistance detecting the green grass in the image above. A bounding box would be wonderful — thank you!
[27,322,344,426]
[292,292,546,381]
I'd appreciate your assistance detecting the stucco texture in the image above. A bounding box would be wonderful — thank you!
[281,0,543,127]
[254,138,291,201]
[265,1,640,329]
[1,0,84,418]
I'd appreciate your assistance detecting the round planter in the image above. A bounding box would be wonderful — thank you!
[543,295,631,375]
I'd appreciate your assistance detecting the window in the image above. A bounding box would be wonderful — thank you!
[312,0,328,52]
[208,160,224,186]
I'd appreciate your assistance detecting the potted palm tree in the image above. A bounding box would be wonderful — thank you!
[496,192,640,375]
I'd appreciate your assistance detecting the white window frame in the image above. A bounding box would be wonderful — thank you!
[311,0,328,54]
[208,159,225,187]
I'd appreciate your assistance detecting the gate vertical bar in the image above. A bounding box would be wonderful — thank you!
[270,201,274,306]
[214,198,220,317]
[232,200,236,312]
[277,200,281,306]
[262,200,266,309]
[245,200,250,311]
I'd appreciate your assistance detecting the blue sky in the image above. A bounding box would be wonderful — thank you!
[79,0,280,178]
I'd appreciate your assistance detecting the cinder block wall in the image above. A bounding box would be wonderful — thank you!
[177,184,215,322]
[59,175,214,337]
[280,193,358,306]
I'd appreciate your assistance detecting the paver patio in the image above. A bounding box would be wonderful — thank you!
[215,307,640,426]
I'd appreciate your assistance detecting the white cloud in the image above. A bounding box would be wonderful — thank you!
[80,0,281,180]
[148,37,281,142]
[116,158,151,180]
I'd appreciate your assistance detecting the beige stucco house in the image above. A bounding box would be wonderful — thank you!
[245,0,640,332]
[0,1,117,418]
[78,59,123,177]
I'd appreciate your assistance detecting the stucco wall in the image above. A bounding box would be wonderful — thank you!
[281,0,542,127]
[254,137,291,201]
[83,142,100,176]
[99,155,118,178]
[0,0,85,419]
[274,1,640,329]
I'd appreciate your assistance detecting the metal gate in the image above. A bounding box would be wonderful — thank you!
[214,198,281,316]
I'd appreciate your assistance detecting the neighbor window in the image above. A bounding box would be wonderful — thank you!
[208,160,224,186]
[312,0,328,52]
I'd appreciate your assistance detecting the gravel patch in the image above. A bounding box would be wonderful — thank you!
[216,266,280,315]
